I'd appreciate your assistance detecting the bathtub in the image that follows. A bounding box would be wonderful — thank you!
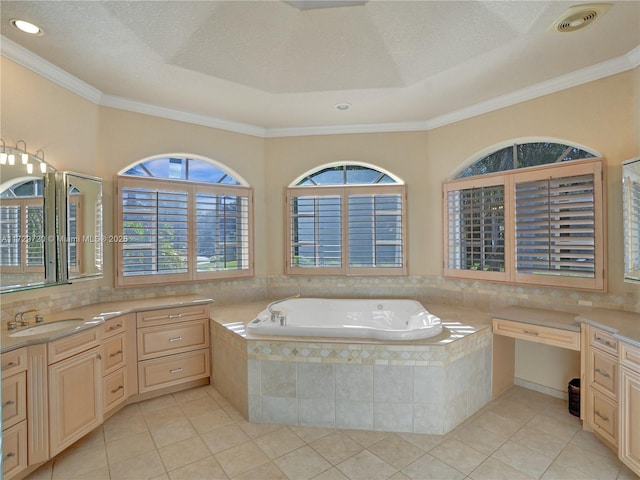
[247,298,442,340]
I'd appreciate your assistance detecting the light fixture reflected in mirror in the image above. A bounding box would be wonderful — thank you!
[0,138,48,174]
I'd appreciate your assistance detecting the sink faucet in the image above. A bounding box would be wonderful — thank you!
[267,294,300,323]
[14,309,39,327]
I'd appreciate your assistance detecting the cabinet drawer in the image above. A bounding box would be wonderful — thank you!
[590,389,618,446]
[1,348,27,376]
[591,348,618,399]
[620,342,640,373]
[138,348,210,393]
[103,333,126,376]
[1,371,26,430]
[492,318,580,350]
[136,304,209,328]
[48,327,101,365]
[102,316,127,339]
[590,327,618,356]
[137,319,209,361]
[2,421,27,480]
[104,367,128,414]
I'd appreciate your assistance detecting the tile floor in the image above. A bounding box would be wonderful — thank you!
[24,385,637,480]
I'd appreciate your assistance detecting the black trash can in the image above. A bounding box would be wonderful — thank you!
[568,378,580,417]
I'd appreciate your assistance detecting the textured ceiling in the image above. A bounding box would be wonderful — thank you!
[1,1,639,133]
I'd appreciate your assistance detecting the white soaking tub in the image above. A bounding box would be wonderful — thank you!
[247,297,442,340]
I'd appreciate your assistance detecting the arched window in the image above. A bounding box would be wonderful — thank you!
[444,141,605,291]
[115,155,253,287]
[286,162,406,276]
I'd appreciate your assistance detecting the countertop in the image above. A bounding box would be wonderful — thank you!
[1,295,213,354]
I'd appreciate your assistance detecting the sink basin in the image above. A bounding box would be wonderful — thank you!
[9,319,84,337]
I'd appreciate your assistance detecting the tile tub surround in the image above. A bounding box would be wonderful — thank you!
[211,302,493,435]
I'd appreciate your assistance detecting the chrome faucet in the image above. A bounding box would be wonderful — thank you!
[14,309,38,327]
[267,294,300,323]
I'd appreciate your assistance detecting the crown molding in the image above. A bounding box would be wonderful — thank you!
[2,35,638,139]
[100,95,267,138]
[1,35,103,104]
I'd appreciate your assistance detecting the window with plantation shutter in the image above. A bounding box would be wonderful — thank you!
[116,156,253,287]
[0,198,44,272]
[444,156,605,290]
[623,159,640,281]
[286,164,406,276]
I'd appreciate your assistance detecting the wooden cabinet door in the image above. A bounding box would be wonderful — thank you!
[620,366,640,477]
[49,346,103,456]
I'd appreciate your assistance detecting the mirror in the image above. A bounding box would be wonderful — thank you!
[61,172,103,281]
[623,157,640,282]
[0,147,61,292]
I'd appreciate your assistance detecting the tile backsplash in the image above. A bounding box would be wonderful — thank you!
[2,274,638,324]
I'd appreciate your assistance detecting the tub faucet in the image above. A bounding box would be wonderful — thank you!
[267,294,300,322]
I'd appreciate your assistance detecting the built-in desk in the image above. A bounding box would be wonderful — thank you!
[490,306,581,399]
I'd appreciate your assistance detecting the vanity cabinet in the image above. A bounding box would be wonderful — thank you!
[48,330,103,456]
[619,342,640,475]
[584,325,619,448]
[136,304,210,394]
[101,315,134,416]
[2,348,28,480]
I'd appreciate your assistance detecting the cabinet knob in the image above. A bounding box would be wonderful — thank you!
[4,452,16,459]
[169,368,183,374]
[97,354,102,360]
[107,324,122,331]
[595,410,610,422]
[111,385,124,393]
[594,368,611,378]
[109,350,123,357]
[168,314,183,319]
[169,337,183,342]
[2,361,17,370]
[2,400,15,408]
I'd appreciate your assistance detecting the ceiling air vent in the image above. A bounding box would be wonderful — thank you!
[549,3,612,33]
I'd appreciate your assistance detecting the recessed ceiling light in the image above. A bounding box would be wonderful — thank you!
[10,19,43,35]
[335,103,351,111]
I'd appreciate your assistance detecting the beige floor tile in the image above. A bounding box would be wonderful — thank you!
[144,405,188,430]
[274,446,332,480]
[336,450,397,480]
[103,413,149,443]
[179,395,221,418]
[429,438,487,475]
[150,474,170,480]
[491,440,554,479]
[62,425,105,455]
[150,418,198,449]
[140,394,178,414]
[402,453,465,480]
[159,436,211,472]
[469,457,535,480]
[396,432,444,452]
[311,467,350,480]
[66,466,111,480]
[489,398,538,424]
[289,425,335,443]
[450,422,507,456]
[106,430,156,464]
[342,429,390,448]
[388,472,412,480]
[108,450,166,480]
[526,413,580,443]
[189,408,234,434]
[473,411,524,438]
[569,429,620,459]
[23,461,53,480]
[51,444,108,480]
[232,461,288,480]
[167,455,228,479]
[201,424,251,454]
[552,443,622,479]
[254,427,306,459]
[310,431,365,465]
[238,421,283,439]
[367,434,425,470]
[172,385,212,403]
[540,461,602,479]
[510,425,568,458]
[215,440,271,478]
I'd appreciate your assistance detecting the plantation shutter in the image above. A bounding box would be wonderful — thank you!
[25,203,45,268]
[119,179,189,284]
[515,174,595,277]
[195,185,253,278]
[288,189,343,273]
[623,168,640,279]
[0,204,21,268]
[348,190,404,270]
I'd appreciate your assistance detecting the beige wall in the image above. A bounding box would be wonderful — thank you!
[2,56,638,395]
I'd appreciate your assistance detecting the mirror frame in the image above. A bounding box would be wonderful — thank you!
[623,157,640,283]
